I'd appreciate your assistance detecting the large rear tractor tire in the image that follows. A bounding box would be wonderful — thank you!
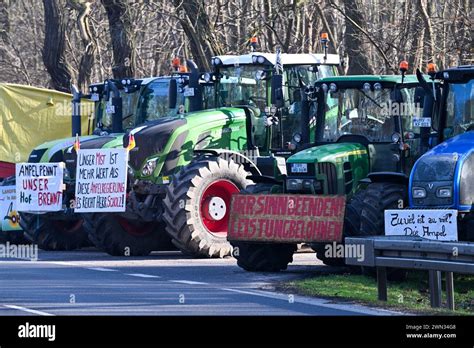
[229,183,297,272]
[84,213,173,256]
[20,213,90,250]
[311,189,366,266]
[359,182,408,281]
[163,156,250,258]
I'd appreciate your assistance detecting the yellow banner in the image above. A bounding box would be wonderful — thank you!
[0,84,93,163]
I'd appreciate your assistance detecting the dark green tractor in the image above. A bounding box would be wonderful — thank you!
[230,73,438,271]
[19,71,200,251]
[85,50,342,257]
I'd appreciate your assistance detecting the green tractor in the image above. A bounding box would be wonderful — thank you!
[84,48,341,257]
[229,70,439,271]
[19,67,204,251]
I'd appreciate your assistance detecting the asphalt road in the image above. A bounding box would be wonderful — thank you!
[0,249,401,316]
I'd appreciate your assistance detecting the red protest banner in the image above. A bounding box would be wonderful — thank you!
[228,194,346,243]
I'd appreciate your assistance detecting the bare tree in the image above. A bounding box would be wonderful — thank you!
[42,0,72,92]
[101,0,134,78]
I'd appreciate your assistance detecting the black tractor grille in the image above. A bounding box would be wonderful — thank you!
[318,162,337,194]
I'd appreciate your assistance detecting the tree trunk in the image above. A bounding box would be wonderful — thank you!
[417,0,435,65]
[68,0,97,91]
[172,0,225,71]
[42,0,73,92]
[101,0,134,79]
[342,0,373,75]
[0,0,10,44]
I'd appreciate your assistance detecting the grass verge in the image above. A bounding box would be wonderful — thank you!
[284,272,474,315]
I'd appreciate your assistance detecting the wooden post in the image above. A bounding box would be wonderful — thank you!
[429,270,442,308]
[377,267,388,301]
[446,272,455,311]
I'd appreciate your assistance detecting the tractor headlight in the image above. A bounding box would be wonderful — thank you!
[436,187,452,198]
[287,179,303,191]
[202,73,212,83]
[412,187,427,199]
[63,167,71,180]
[128,165,135,181]
[321,83,328,93]
[212,57,222,66]
[293,133,302,143]
[329,83,337,92]
[141,158,158,177]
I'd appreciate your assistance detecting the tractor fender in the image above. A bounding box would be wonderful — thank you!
[246,175,283,185]
[193,149,262,176]
[367,172,409,186]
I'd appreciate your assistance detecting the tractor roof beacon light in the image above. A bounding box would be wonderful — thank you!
[399,60,408,84]
[172,57,181,72]
[427,63,437,100]
[427,63,437,76]
[249,37,258,52]
[321,32,329,62]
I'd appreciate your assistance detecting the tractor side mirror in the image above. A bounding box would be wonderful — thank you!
[271,74,284,108]
[168,79,178,109]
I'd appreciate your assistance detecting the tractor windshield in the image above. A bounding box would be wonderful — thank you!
[137,80,185,123]
[318,86,422,143]
[217,65,267,110]
[445,80,474,138]
[96,90,140,132]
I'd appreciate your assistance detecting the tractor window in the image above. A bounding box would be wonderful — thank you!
[319,88,395,142]
[217,65,267,110]
[139,80,185,123]
[445,80,474,138]
[98,90,140,131]
[269,65,334,150]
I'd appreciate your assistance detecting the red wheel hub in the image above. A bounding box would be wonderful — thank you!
[116,216,154,237]
[200,179,239,235]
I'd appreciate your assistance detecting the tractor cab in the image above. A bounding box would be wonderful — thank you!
[88,74,196,136]
[207,52,340,156]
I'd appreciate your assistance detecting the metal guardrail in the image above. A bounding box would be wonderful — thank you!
[345,236,474,310]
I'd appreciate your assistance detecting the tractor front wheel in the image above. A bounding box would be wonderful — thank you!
[162,156,250,258]
[358,182,408,281]
[84,213,172,256]
[312,189,366,266]
[20,213,90,250]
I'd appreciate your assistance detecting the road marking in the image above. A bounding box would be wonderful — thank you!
[171,280,208,285]
[125,273,161,278]
[4,305,55,316]
[219,288,404,316]
[87,267,118,272]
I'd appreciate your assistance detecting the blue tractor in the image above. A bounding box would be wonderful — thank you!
[408,65,474,242]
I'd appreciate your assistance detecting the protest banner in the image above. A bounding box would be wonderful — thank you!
[74,148,128,213]
[0,185,21,231]
[384,209,458,241]
[15,163,64,212]
[228,194,346,243]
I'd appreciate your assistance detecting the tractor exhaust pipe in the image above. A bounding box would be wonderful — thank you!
[106,80,123,133]
[187,59,203,112]
[71,84,82,137]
